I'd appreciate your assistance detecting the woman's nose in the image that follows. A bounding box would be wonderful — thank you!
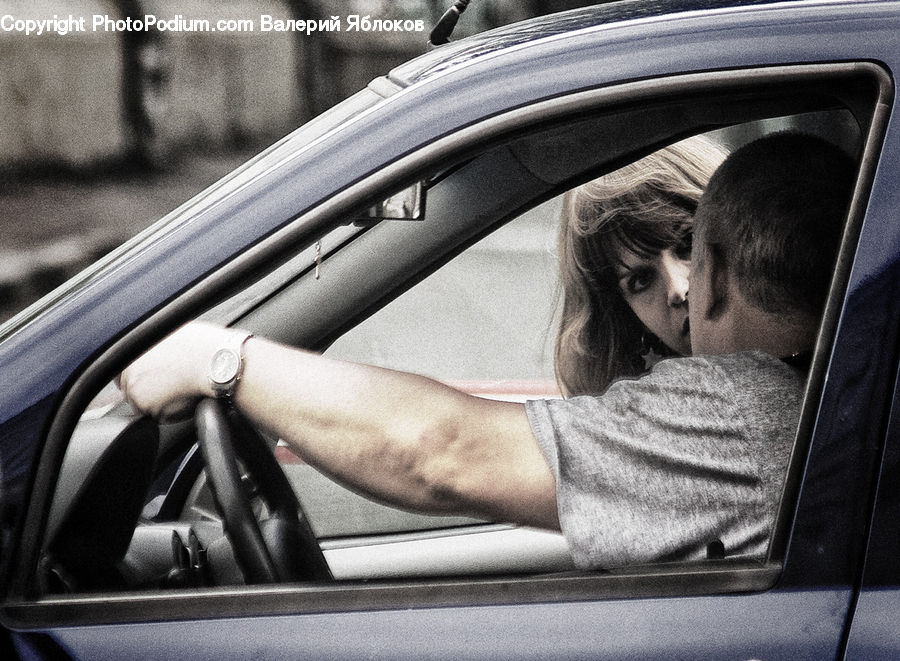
[662,254,690,307]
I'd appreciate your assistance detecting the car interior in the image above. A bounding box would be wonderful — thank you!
[28,64,887,603]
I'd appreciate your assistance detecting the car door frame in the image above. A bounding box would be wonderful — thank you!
[0,59,893,661]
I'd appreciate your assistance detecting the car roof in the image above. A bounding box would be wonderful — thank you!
[390,0,789,86]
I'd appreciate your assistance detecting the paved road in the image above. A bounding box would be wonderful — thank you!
[0,150,256,323]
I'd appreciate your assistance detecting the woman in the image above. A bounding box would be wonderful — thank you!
[555,135,728,396]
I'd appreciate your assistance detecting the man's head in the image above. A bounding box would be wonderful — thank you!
[688,131,857,354]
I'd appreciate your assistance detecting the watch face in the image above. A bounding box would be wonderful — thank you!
[210,348,240,385]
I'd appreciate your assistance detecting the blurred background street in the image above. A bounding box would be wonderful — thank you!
[0,0,592,323]
[0,150,252,321]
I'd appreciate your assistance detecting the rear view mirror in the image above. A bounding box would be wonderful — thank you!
[356,183,425,223]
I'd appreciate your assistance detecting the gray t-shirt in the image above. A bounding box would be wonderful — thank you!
[525,351,805,569]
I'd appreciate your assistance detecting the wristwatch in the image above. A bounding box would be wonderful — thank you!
[208,330,254,401]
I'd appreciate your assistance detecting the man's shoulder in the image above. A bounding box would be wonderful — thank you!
[528,351,802,420]
[652,351,798,381]
[643,351,804,410]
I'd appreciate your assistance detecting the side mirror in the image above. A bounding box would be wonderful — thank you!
[355,183,425,224]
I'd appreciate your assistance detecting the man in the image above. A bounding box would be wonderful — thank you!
[120,132,855,569]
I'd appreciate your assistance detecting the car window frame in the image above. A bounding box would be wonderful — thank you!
[3,61,891,629]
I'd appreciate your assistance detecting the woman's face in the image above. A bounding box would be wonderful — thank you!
[614,245,692,356]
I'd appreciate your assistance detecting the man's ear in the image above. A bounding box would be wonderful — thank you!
[697,244,729,320]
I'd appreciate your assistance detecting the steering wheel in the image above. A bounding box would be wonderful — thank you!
[195,398,331,583]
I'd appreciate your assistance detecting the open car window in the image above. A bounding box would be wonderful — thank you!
[19,63,887,625]
[325,197,562,394]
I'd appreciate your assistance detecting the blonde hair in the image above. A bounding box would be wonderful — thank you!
[555,135,727,396]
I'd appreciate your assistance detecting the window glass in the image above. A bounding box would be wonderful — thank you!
[325,197,563,400]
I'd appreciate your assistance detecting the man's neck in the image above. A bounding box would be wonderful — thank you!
[719,304,817,358]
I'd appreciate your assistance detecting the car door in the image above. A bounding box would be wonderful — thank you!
[3,5,900,660]
[842,356,900,659]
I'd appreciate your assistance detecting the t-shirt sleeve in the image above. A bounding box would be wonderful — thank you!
[525,354,798,569]
[525,396,560,481]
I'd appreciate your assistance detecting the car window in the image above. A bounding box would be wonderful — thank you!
[24,65,886,618]
[325,196,562,397]
[265,196,570,570]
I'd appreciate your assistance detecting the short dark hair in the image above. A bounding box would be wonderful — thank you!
[694,132,856,317]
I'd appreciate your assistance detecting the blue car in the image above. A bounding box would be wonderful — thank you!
[2,0,899,658]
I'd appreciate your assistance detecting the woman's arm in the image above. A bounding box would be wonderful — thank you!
[120,322,560,529]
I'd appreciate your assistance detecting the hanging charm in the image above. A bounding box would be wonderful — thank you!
[314,240,322,280]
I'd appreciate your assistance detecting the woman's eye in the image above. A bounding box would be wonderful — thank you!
[626,269,653,295]
[674,235,693,260]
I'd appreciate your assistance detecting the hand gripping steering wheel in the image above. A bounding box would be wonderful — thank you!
[195,398,331,583]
